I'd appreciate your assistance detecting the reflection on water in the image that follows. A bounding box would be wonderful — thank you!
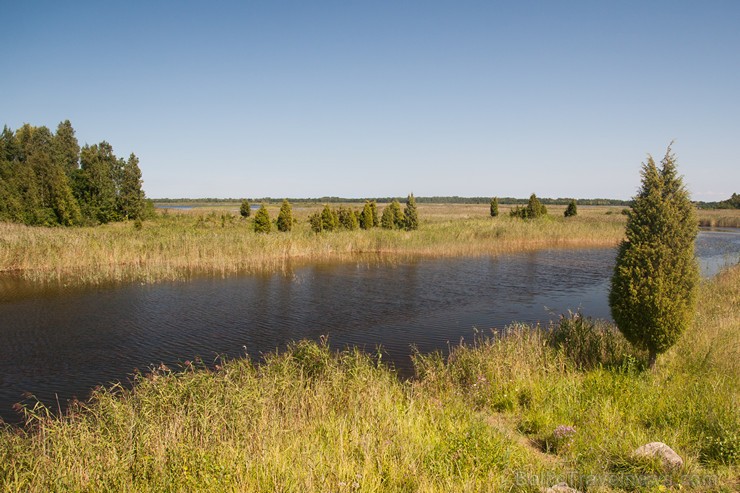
[0,231,738,423]
[696,228,740,277]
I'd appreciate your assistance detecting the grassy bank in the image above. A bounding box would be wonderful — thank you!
[1,266,737,492]
[0,204,627,286]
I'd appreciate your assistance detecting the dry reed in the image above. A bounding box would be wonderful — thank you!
[0,204,628,286]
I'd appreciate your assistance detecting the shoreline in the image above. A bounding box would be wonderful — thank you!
[2,203,735,289]
[0,204,627,287]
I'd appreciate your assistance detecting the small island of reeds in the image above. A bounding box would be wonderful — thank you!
[1,202,633,287]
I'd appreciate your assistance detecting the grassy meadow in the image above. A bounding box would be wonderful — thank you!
[1,264,737,492]
[0,203,628,286]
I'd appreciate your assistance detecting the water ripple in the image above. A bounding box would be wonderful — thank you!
[1,233,737,423]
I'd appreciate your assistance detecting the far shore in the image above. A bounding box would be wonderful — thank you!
[0,203,628,287]
[1,203,737,287]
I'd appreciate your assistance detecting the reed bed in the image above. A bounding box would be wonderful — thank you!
[1,265,737,492]
[696,209,740,228]
[0,204,626,287]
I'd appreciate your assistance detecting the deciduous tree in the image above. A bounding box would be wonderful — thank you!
[78,142,120,223]
[0,121,148,226]
[118,153,145,220]
[28,126,81,225]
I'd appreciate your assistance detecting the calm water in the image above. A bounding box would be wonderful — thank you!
[1,230,738,423]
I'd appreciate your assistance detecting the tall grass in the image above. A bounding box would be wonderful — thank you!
[1,265,738,492]
[696,209,740,228]
[0,204,627,286]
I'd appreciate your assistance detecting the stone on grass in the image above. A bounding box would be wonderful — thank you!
[632,442,684,470]
[543,482,581,493]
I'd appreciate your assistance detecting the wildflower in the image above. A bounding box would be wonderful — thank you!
[553,425,576,439]
[472,374,487,388]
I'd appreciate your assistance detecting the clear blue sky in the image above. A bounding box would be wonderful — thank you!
[2,1,738,201]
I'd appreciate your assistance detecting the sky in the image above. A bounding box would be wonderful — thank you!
[2,1,739,201]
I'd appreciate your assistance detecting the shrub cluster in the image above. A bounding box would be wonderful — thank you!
[564,199,577,217]
[309,204,342,233]
[275,199,292,232]
[381,200,405,229]
[489,197,499,217]
[338,206,359,230]
[509,194,547,219]
[253,204,272,233]
[309,201,374,233]
[248,200,296,233]
[309,195,419,233]
[546,311,643,370]
[239,199,251,218]
[359,201,378,230]
[403,194,419,230]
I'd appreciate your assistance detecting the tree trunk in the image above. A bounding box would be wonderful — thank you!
[648,349,657,369]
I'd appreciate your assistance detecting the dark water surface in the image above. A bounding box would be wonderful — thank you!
[1,230,738,423]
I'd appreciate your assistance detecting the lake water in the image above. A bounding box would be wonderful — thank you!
[1,230,738,423]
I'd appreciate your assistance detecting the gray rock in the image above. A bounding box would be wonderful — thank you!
[632,442,684,470]
[543,483,581,493]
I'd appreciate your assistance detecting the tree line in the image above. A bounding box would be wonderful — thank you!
[0,121,149,226]
[715,193,739,209]
[490,194,578,218]
[155,196,631,206]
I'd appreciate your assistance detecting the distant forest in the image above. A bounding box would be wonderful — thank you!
[156,194,740,209]
[154,196,633,206]
[0,121,149,226]
[704,193,740,210]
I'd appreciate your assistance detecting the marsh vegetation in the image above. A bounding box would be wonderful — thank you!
[0,203,629,286]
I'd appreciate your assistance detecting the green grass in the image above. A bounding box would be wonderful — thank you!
[2,265,738,492]
[0,203,627,287]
